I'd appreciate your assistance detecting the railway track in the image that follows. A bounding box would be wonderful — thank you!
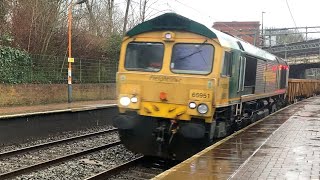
[0,128,120,179]
[86,156,174,180]
[86,156,145,180]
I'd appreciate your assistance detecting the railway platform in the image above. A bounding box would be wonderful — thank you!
[0,100,116,119]
[0,99,117,147]
[154,96,320,180]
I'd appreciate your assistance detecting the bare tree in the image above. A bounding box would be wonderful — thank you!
[11,0,63,55]
[0,0,128,58]
[123,0,131,36]
[125,0,161,31]
[107,0,114,34]
[85,0,102,36]
[139,0,147,22]
[0,0,10,36]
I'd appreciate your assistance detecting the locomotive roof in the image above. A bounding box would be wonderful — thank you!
[212,29,277,60]
[126,13,217,39]
[126,13,277,61]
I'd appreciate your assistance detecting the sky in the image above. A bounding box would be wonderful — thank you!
[119,0,320,37]
[151,0,320,28]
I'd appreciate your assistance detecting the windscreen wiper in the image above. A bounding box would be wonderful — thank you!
[175,50,203,61]
[174,39,208,62]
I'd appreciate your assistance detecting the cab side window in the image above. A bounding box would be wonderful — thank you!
[222,51,232,76]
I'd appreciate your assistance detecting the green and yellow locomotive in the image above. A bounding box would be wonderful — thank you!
[113,13,288,160]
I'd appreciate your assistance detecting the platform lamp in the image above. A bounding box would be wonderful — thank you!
[67,0,87,103]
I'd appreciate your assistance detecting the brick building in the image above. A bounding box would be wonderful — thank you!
[213,21,261,46]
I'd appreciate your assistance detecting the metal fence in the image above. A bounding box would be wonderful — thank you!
[29,54,118,84]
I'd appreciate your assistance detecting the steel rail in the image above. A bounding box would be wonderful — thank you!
[0,128,117,158]
[0,141,121,179]
[85,156,144,180]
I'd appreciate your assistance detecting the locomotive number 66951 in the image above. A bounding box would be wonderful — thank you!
[189,90,212,100]
[192,92,210,99]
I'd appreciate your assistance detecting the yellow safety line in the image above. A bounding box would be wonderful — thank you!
[153,97,311,179]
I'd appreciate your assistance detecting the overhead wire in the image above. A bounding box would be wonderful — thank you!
[124,0,320,59]
[129,0,312,48]
[131,0,170,15]
[284,0,300,43]
[143,1,176,19]
[175,0,303,47]
[130,0,173,20]
[132,0,258,43]
[165,2,175,13]
[285,0,298,29]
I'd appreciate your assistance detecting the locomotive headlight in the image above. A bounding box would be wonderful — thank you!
[120,96,131,106]
[162,32,175,41]
[130,97,138,103]
[165,33,172,39]
[189,102,197,109]
[197,104,208,114]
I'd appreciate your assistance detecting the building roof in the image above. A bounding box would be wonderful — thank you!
[214,21,260,26]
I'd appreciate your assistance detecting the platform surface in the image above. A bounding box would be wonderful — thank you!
[0,100,117,119]
[154,97,320,180]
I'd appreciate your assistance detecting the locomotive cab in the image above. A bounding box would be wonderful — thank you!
[114,13,288,160]
[114,14,224,159]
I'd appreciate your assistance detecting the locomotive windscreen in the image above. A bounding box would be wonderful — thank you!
[171,43,214,75]
[124,42,164,72]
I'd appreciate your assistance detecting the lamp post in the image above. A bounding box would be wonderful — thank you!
[67,0,87,103]
[261,11,266,47]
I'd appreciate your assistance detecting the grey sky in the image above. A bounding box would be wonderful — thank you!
[115,0,320,39]
[161,0,319,28]
[123,0,320,29]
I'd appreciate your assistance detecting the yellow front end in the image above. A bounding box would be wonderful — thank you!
[118,75,214,122]
[117,31,223,123]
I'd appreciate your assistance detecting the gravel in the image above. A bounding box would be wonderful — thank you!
[0,126,115,154]
[15,145,141,180]
[0,128,119,174]
[0,126,161,180]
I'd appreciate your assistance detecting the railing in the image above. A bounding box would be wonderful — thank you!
[2,54,118,84]
[286,55,320,65]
